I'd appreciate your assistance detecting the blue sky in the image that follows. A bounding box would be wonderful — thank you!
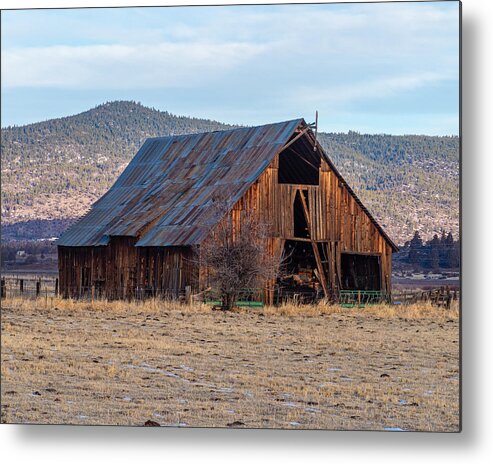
[1,2,460,134]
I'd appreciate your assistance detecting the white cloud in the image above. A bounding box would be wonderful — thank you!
[1,2,459,133]
[2,3,459,92]
[2,41,268,88]
[295,72,456,106]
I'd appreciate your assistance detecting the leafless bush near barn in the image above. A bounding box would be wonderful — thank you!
[196,201,282,310]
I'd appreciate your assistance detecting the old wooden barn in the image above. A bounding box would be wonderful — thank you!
[57,119,398,303]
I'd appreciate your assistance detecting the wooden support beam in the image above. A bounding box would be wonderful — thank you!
[281,128,309,152]
[298,190,329,298]
[311,242,329,298]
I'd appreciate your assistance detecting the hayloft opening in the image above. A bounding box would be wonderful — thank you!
[341,253,381,291]
[278,135,320,185]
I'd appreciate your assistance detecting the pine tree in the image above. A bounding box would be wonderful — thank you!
[408,231,423,266]
[428,234,441,271]
[439,229,448,267]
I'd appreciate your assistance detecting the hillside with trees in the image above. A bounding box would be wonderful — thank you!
[318,131,459,243]
[1,101,459,244]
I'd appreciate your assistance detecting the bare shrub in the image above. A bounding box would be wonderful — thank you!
[197,201,281,310]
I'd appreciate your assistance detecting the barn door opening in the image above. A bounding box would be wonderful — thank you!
[277,240,323,302]
[340,253,381,291]
[293,190,310,239]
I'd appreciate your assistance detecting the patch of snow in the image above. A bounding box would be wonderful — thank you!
[318,382,338,387]
[216,387,234,393]
[384,427,405,431]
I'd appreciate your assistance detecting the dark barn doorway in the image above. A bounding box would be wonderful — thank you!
[341,253,381,291]
[293,190,310,239]
[277,240,322,302]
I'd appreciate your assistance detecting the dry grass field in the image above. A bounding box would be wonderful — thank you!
[1,298,459,431]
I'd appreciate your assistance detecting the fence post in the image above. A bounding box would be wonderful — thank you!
[91,285,95,305]
[36,280,41,297]
[55,278,59,297]
[20,279,24,294]
[1,279,5,299]
[45,286,48,308]
[185,285,192,306]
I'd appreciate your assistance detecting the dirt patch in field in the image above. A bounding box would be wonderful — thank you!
[1,300,459,431]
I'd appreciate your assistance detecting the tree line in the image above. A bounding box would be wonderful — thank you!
[1,240,57,265]
[402,230,460,270]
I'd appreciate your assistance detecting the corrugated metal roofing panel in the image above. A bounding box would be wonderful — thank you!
[58,119,303,247]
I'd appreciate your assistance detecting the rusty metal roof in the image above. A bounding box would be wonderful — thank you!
[57,119,303,247]
[58,118,398,251]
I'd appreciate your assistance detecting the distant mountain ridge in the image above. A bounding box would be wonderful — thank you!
[1,101,459,244]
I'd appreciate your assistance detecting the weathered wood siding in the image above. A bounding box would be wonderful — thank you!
[58,239,197,299]
[216,151,393,296]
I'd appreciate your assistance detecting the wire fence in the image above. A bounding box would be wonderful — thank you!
[0,274,322,305]
[339,290,389,307]
[0,275,459,309]
[392,286,460,309]
[1,275,58,299]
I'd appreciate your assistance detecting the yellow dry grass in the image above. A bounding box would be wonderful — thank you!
[1,297,459,431]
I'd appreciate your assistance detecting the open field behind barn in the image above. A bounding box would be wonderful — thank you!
[1,298,459,431]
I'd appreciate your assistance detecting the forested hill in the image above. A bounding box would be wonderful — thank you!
[1,101,234,241]
[318,131,459,242]
[1,101,459,244]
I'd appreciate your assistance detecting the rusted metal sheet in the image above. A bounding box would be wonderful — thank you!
[58,120,302,247]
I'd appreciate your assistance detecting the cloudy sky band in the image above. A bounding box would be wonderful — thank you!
[1,2,460,134]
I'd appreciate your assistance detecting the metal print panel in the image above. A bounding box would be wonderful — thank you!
[0,1,461,431]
